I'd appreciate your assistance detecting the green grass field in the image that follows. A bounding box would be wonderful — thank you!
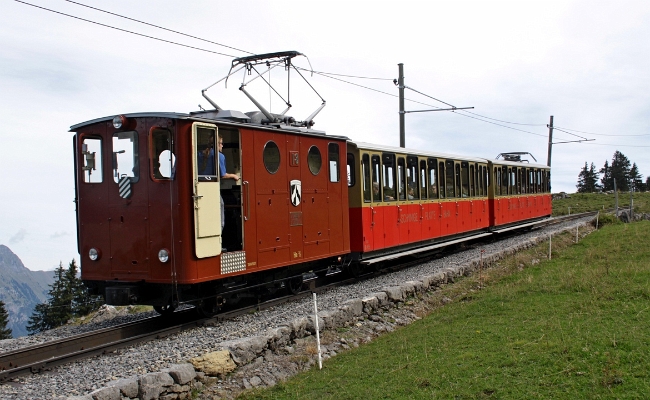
[552,191,650,216]
[242,221,650,399]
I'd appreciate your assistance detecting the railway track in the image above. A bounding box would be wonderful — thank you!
[0,212,596,382]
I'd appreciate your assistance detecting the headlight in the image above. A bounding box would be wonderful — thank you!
[112,115,126,129]
[158,249,170,263]
[89,248,99,261]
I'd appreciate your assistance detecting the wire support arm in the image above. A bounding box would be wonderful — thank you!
[403,106,474,113]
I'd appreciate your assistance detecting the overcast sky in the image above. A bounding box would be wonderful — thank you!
[2,0,649,271]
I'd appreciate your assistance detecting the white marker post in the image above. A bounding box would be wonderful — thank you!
[596,211,599,229]
[313,292,323,370]
[548,233,552,260]
[576,226,579,243]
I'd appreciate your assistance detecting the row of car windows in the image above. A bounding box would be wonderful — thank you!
[81,131,343,184]
[347,152,550,203]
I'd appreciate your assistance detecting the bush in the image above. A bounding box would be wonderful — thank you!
[593,212,620,228]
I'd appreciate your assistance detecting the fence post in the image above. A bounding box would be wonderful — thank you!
[576,225,579,243]
[548,233,552,260]
[313,292,323,370]
[596,211,599,229]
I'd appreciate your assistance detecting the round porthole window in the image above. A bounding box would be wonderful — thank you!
[263,141,281,174]
[307,146,322,175]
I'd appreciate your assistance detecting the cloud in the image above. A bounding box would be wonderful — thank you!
[50,231,69,239]
[9,229,27,244]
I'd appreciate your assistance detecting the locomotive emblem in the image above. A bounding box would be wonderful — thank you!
[118,175,132,199]
[290,179,301,207]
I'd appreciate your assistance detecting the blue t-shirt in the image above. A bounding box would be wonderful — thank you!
[198,148,215,176]
[219,152,227,178]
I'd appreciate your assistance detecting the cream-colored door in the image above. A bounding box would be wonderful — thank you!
[192,122,222,258]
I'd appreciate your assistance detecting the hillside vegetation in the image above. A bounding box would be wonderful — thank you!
[552,191,650,216]
[243,221,650,399]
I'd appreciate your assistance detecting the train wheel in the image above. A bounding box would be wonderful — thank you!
[153,304,176,315]
[346,262,361,279]
[286,276,303,295]
[195,298,218,318]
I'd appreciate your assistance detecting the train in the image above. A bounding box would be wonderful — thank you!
[71,52,551,315]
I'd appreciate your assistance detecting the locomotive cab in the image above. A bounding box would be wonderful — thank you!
[73,113,246,310]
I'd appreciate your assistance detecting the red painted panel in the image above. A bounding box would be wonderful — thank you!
[440,202,456,235]
[371,205,384,250]
[422,202,440,239]
[253,131,291,269]
[300,139,329,260]
[383,204,400,248]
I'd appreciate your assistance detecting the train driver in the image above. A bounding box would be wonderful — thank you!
[218,137,240,234]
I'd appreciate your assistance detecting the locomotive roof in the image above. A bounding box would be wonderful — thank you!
[69,111,349,141]
[350,141,550,169]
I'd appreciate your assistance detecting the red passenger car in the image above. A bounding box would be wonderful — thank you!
[347,142,491,262]
[488,160,552,230]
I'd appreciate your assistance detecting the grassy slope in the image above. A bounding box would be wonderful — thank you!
[244,221,650,399]
[553,192,650,216]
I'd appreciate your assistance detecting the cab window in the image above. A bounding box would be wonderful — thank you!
[112,131,139,183]
[81,137,102,183]
[151,128,174,179]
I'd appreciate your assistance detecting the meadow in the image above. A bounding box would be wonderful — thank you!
[242,220,650,399]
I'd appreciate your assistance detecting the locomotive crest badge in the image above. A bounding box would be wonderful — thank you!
[290,179,301,207]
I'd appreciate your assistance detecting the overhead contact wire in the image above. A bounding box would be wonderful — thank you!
[62,0,253,55]
[14,0,237,57]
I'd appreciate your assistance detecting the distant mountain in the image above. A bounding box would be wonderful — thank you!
[0,245,54,337]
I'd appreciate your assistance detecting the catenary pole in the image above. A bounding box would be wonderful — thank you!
[546,115,554,167]
[398,63,405,148]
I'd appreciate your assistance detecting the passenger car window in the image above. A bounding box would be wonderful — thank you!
[263,141,281,174]
[362,154,371,202]
[112,131,139,183]
[81,137,102,183]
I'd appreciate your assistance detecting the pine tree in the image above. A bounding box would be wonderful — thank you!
[66,259,102,316]
[589,163,602,192]
[610,151,631,192]
[629,162,643,192]
[47,262,73,327]
[26,260,103,335]
[26,303,52,334]
[600,160,612,191]
[577,162,600,193]
[0,300,12,339]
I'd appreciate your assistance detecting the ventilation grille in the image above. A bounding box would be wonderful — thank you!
[221,251,246,275]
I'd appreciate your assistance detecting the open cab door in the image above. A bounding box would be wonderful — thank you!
[192,122,222,258]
